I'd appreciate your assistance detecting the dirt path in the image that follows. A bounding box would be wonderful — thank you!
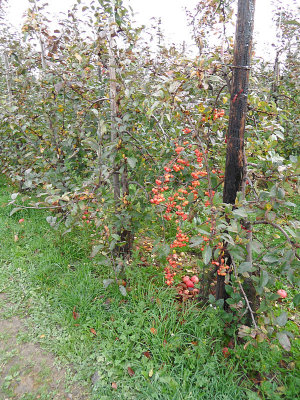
[0,293,90,400]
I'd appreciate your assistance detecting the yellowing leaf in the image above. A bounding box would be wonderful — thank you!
[75,53,82,63]
[149,369,154,377]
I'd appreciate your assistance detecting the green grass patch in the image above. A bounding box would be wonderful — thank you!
[0,177,299,400]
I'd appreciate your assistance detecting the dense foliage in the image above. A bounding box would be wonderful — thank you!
[0,0,299,375]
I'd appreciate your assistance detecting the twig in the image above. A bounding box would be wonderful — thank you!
[151,114,170,141]
[88,97,109,109]
[125,130,158,165]
[128,181,149,199]
[10,205,63,210]
[252,220,300,249]
[231,257,258,330]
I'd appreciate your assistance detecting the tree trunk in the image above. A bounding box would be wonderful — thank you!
[107,0,132,258]
[107,10,121,204]
[216,0,256,300]
[33,0,46,70]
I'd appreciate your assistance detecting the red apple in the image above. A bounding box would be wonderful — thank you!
[190,275,199,284]
[277,289,287,299]
[182,276,190,283]
[185,280,194,288]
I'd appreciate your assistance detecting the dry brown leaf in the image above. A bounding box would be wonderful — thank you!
[143,351,152,359]
[150,327,157,335]
[72,306,79,320]
[90,328,97,336]
[111,382,118,390]
[127,367,135,377]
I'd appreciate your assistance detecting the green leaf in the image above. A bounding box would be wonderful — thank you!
[238,262,254,273]
[208,294,215,304]
[215,298,224,309]
[10,207,22,216]
[277,187,285,199]
[189,236,204,247]
[252,240,262,254]
[276,332,291,351]
[187,193,194,203]
[292,294,300,307]
[220,233,235,245]
[203,246,212,265]
[90,245,102,258]
[232,208,248,218]
[119,285,127,296]
[109,240,116,251]
[46,216,57,227]
[260,270,269,288]
[127,157,137,168]
[263,255,279,263]
[82,138,99,151]
[103,279,114,288]
[275,312,288,327]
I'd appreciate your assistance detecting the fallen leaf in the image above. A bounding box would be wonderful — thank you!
[127,367,135,377]
[14,234,19,242]
[90,328,97,336]
[72,306,79,320]
[222,347,230,358]
[150,327,157,335]
[111,382,118,390]
[148,369,153,377]
[40,334,45,338]
[279,360,287,368]
[143,351,152,359]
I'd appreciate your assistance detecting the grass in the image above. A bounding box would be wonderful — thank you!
[0,177,299,400]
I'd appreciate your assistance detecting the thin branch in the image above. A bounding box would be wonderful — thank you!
[151,114,170,141]
[211,84,227,117]
[10,205,63,210]
[88,97,109,109]
[128,181,149,199]
[125,130,158,165]
[252,220,300,249]
[231,257,258,330]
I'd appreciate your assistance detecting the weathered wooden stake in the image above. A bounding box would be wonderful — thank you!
[216,0,256,300]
